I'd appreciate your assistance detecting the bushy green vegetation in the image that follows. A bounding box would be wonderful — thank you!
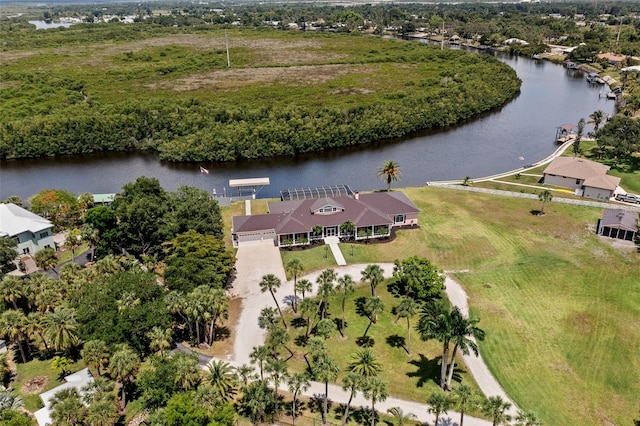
[0,26,520,162]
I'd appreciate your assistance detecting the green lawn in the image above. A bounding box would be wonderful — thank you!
[269,186,639,425]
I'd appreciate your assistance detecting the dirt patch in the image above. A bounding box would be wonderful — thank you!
[566,311,592,335]
[147,63,378,91]
[185,296,241,360]
[0,80,21,89]
[21,376,49,394]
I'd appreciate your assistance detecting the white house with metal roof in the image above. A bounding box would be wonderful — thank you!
[0,203,55,255]
[34,368,94,426]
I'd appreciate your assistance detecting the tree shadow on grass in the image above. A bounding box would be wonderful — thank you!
[386,334,408,354]
[294,334,308,346]
[354,297,367,317]
[407,354,441,388]
[291,317,307,329]
[213,326,230,342]
[356,336,375,347]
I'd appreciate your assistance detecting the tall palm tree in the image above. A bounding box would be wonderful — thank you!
[0,276,23,309]
[258,307,279,331]
[589,109,604,133]
[80,223,100,261]
[339,220,356,240]
[0,310,29,363]
[361,264,384,297]
[108,346,140,406]
[286,258,304,313]
[315,318,336,339]
[250,345,270,380]
[288,372,310,426]
[295,278,312,300]
[482,396,512,426]
[452,383,479,426]
[86,399,119,426]
[363,296,385,337]
[377,160,402,191]
[349,348,381,377]
[427,390,452,426]
[387,407,417,426]
[50,388,87,425]
[336,274,355,336]
[394,297,418,355]
[235,364,256,388]
[173,352,201,390]
[35,247,59,276]
[26,311,50,355]
[207,359,238,400]
[240,380,273,425]
[363,376,388,426]
[259,274,287,329]
[316,269,337,319]
[43,306,80,354]
[417,303,454,389]
[201,287,230,345]
[81,340,110,376]
[313,353,339,426]
[146,326,172,356]
[341,372,363,426]
[63,228,82,263]
[265,357,289,416]
[267,325,295,359]
[445,308,485,389]
[538,190,553,215]
[515,410,544,426]
[299,297,317,338]
[303,336,327,370]
[165,291,192,339]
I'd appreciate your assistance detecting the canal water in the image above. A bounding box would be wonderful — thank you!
[0,47,615,200]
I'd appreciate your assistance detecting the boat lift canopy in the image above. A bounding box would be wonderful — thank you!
[228,177,270,198]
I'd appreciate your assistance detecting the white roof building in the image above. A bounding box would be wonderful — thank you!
[0,203,55,256]
[34,368,94,426]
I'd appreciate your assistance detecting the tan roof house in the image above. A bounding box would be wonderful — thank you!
[597,52,626,65]
[598,209,638,241]
[232,191,419,247]
[543,157,621,200]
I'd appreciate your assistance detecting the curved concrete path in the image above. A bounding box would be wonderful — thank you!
[229,260,517,424]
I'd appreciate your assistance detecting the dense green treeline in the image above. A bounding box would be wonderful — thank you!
[0,28,520,162]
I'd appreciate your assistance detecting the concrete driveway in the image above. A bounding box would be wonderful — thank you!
[231,240,287,365]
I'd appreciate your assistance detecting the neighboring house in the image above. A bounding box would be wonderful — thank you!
[91,193,116,206]
[543,157,621,200]
[597,52,626,65]
[597,209,638,241]
[0,203,55,255]
[232,191,419,247]
[34,368,94,426]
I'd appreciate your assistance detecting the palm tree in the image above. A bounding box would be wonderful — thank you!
[63,228,82,263]
[538,190,553,215]
[108,346,140,406]
[315,318,336,339]
[250,345,270,380]
[295,278,312,300]
[340,220,356,240]
[80,223,100,261]
[288,372,310,426]
[265,357,288,416]
[417,303,453,389]
[445,309,485,389]
[236,364,256,388]
[207,360,238,400]
[0,310,29,363]
[394,297,418,355]
[336,274,355,336]
[165,291,192,339]
[427,390,452,426]
[267,325,295,359]
[240,380,274,425]
[146,326,172,356]
[174,352,201,390]
[286,258,304,313]
[81,340,110,376]
[316,268,337,318]
[50,388,87,425]
[82,376,116,405]
[590,109,605,133]
[361,264,384,297]
[515,410,544,426]
[0,276,23,309]
[377,160,402,191]
[0,392,24,412]
[258,307,279,331]
[86,399,119,426]
[25,312,50,356]
[482,396,512,426]
[299,297,317,338]
[304,336,328,370]
[387,407,417,426]
[362,297,385,338]
[452,383,479,426]
[35,247,59,276]
[341,373,363,426]
[313,353,340,426]
[43,306,80,354]
[363,376,388,426]
[349,348,381,377]
[259,274,287,329]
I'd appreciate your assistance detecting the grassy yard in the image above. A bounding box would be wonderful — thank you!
[257,186,639,425]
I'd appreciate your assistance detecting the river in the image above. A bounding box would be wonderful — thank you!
[0,46,615,200]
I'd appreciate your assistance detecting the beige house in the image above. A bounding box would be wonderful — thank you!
[232,191,419,247]
[598,209,638,241]
[543,157,621,200]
